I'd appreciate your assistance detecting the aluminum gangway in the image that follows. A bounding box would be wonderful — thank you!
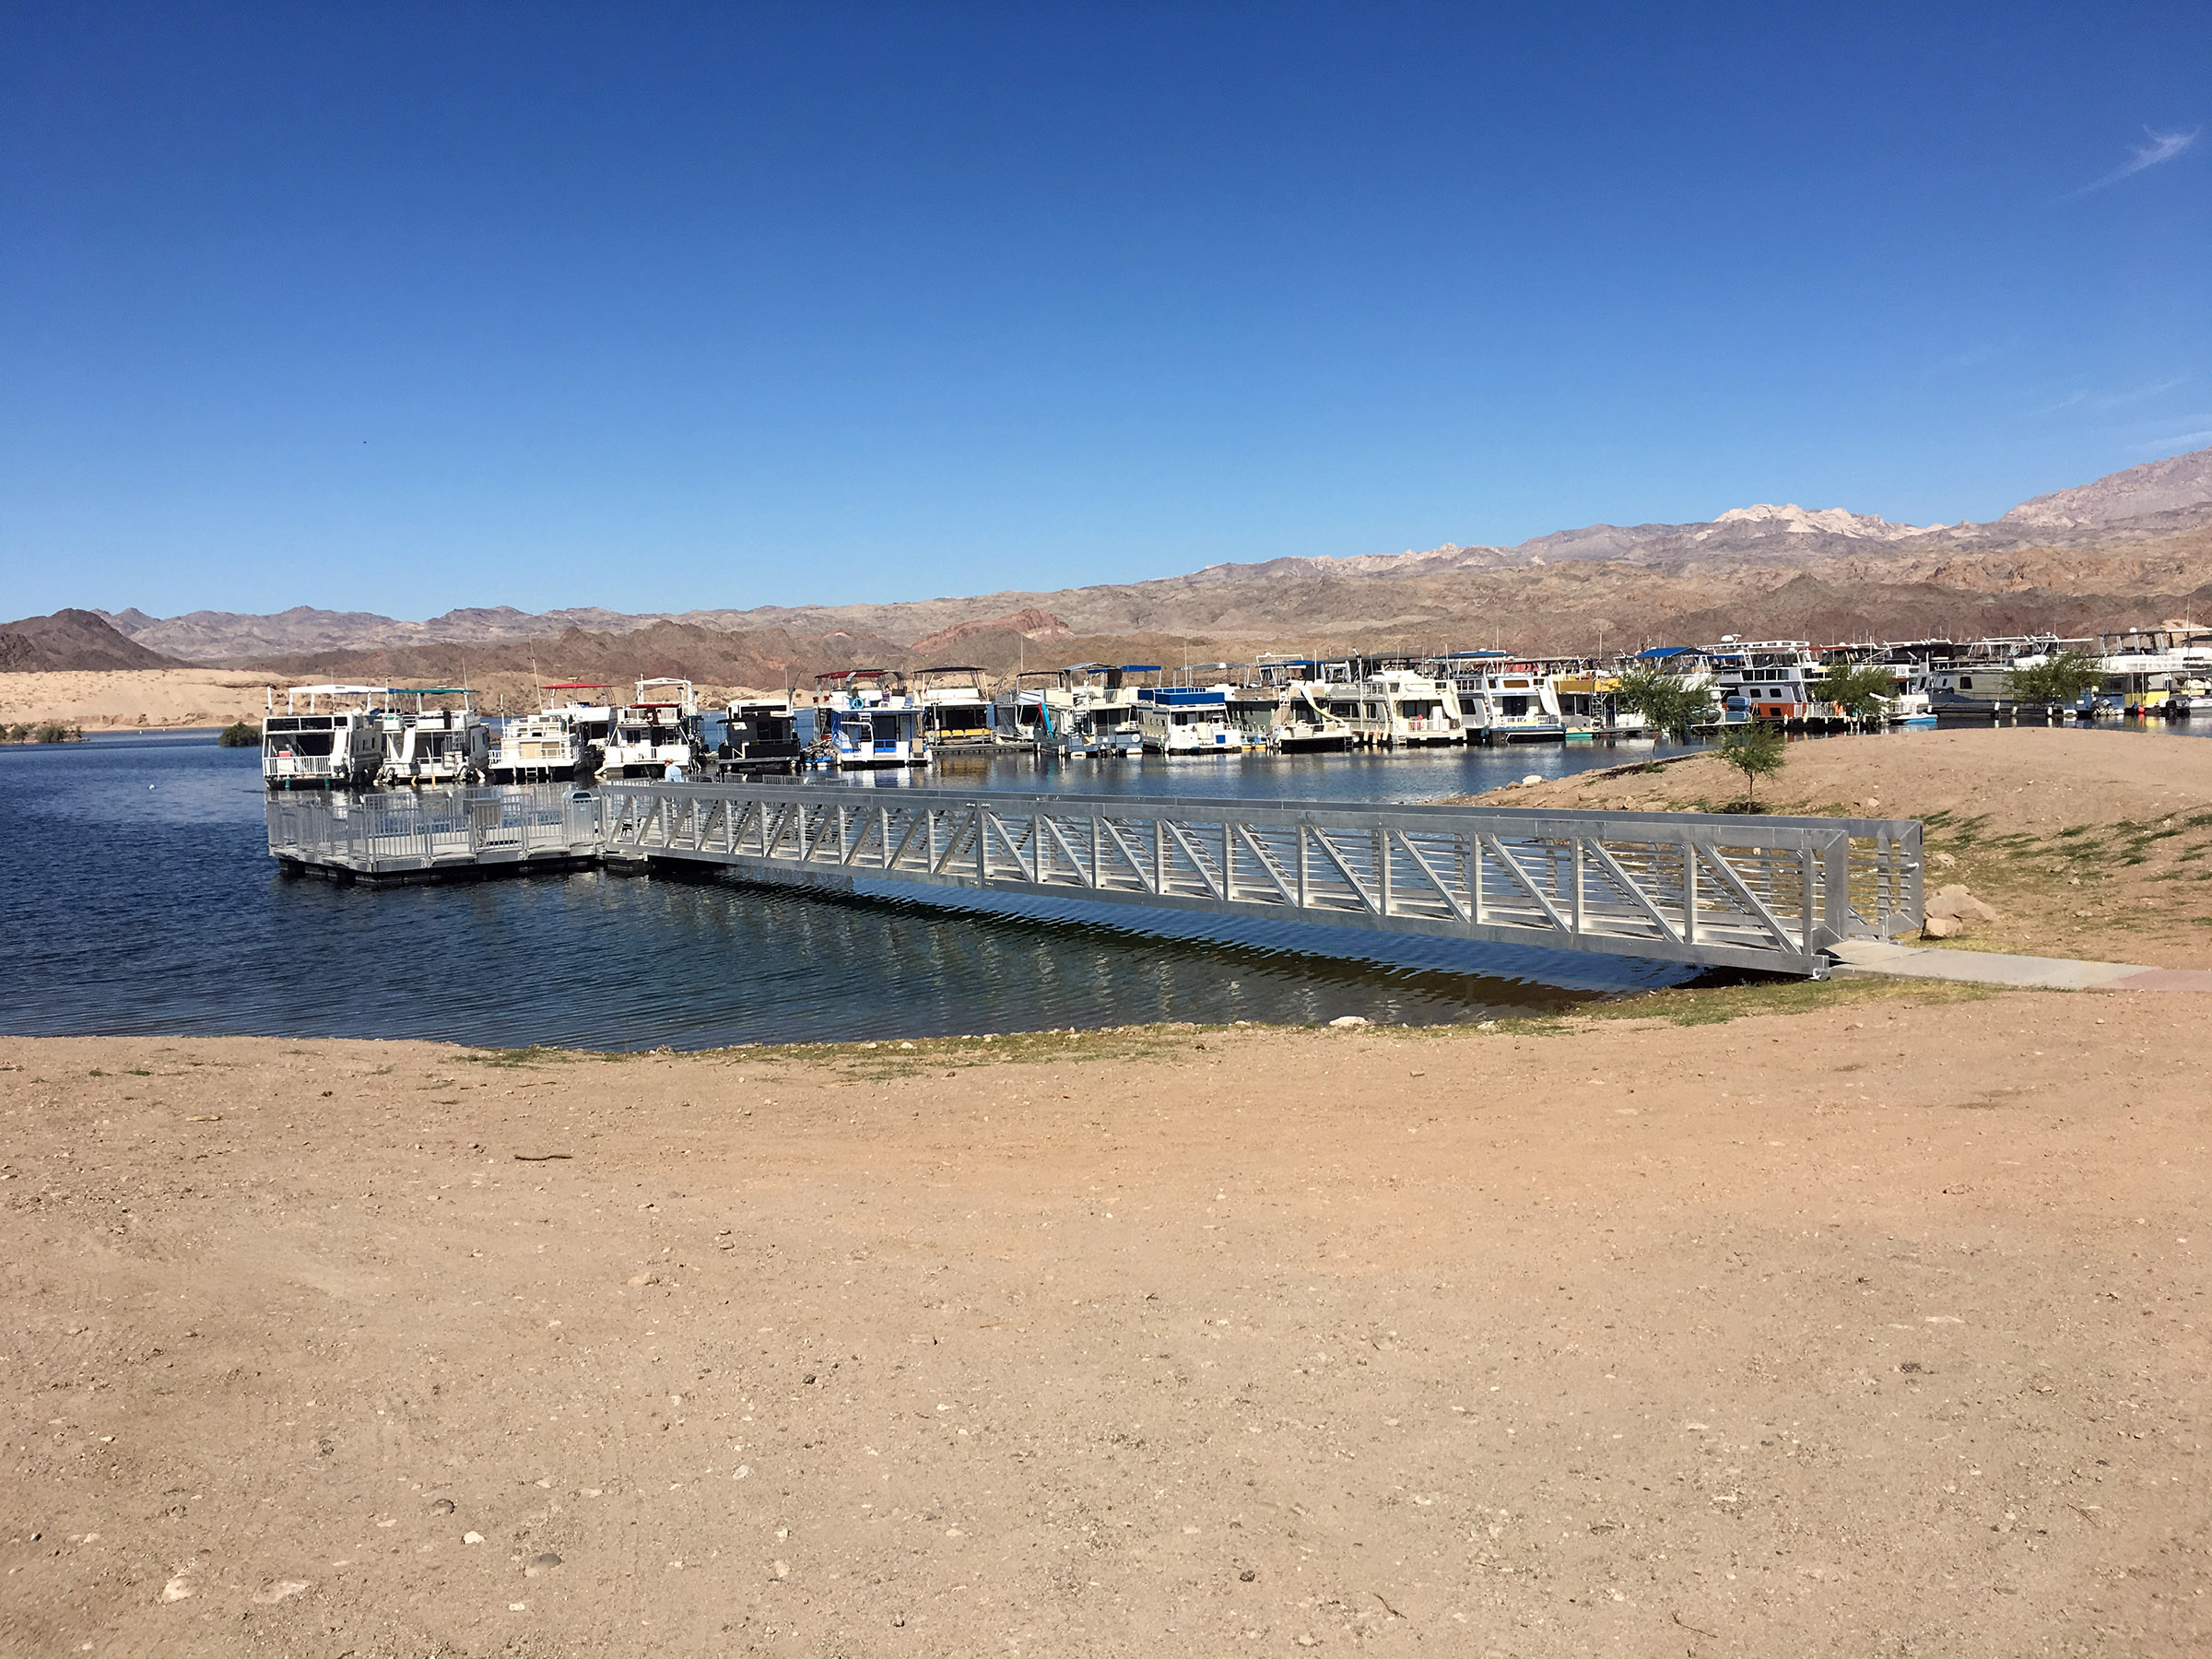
[594,781,1922,976]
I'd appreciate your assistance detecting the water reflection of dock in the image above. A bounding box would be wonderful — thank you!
[268,780,1923,978]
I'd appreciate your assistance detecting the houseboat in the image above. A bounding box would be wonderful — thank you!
[489,684,610,782]
[1138,686,1240,753]
[1050,665,1151,759]
[1326,669,1464,747]
[1271,680,1355,751]
[715,700,805,773]
[260,684,392,789]
[1442,656,1563,743]
[374,689,492,786]
[912,666,997,748]
[801,669,931,769]
[602,679,700,780]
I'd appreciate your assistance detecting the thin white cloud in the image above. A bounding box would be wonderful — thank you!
[2093,374,2189,409]
[2134,427,2212,453]
[2029,376,2188,418]
[2065,127,2199,199]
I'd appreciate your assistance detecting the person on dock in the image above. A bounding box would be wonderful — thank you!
[664,758,688,782]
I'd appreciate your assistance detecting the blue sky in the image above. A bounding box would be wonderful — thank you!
[3,2,2206,619]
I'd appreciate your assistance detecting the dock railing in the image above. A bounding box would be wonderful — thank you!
[595,782,1923,976]
[266,787,600,877]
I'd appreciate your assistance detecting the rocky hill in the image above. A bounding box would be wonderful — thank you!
[1996,447,2212,531]
[0,609,183,672]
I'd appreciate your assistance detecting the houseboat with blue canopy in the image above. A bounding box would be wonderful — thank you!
[801,669,931,769]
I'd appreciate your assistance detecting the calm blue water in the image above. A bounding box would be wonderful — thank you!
[0,732,1723,1049]
[8,719,2192,1049]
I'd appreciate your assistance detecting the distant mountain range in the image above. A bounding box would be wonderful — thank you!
[80,443,2212,665]
[5,444,2208,677]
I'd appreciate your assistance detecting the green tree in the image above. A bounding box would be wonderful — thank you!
[1717,719,1787,808]
[2006,650,2102,709]
[217,720,260,747]
[1609,665,1712,740]
[1812,660,1896,722]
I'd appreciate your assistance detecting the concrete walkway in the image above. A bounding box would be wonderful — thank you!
[1827,939,2212,993]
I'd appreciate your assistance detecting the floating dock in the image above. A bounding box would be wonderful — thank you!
[268,782,1924,977]
[266,790,601,883]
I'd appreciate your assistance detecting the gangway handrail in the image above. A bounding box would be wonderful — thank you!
[591,780,1923,976]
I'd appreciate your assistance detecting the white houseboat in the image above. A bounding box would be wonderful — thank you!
[260,685,392,789]
[1325,669,1464,747]
[1138,686,1240,753]
[1442,657,1563,743]
[1271,680,1355,751]
[1051,664,1152,759]
[602,679,700,779]
[801,669,931,769]
[373,689,492,786]
[489,684,611,782]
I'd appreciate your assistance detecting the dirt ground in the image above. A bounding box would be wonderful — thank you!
[1460,725,2212,969]
[5,982,2208,1657]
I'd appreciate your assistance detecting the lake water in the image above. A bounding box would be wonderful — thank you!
[1,731,1724,1050]
[6,719,2194,1049]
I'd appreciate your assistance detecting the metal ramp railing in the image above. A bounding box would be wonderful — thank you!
[596,782,1922,975]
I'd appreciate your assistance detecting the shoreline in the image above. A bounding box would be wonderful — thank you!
[6,984,2206,1656]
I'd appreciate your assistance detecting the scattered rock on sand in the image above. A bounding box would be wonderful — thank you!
[250,1580,310,1605]
[524,1552,561,1576]
[429,1498,455,1515]
[1924,885,2002,940]
[1327,1016,1369,1029]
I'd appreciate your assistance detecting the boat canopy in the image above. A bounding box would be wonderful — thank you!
[1633,647,1695,660]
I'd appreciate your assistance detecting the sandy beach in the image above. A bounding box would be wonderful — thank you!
[0,671,278,732]
[1465,725,2212,970]
[5,981,2207,1656]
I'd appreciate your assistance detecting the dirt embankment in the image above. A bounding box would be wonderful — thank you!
[1460,726,2212,969]
[4,986,2208,1657]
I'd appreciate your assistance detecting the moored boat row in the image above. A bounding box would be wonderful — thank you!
[258,623,2211,788]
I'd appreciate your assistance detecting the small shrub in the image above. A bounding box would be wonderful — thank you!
[1717,720,1787,808]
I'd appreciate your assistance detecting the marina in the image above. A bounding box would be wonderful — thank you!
[250,629,2212,802]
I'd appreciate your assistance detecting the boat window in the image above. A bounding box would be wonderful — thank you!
[269,731,336,757]
[1959,677,1972,689]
